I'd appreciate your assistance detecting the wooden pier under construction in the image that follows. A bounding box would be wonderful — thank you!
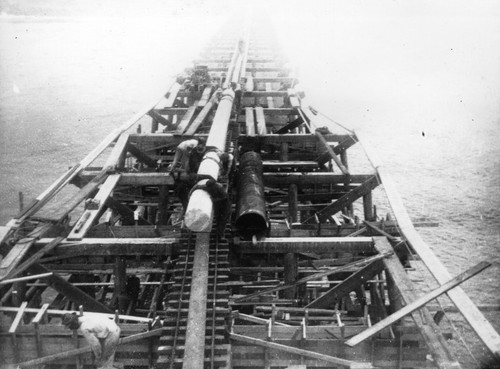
[1,15,499,369]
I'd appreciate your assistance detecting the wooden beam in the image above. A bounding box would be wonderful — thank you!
[9,301,28,333]
[264,173,373,187]
[28,263,113,313]
[346,260,490,347]
[355,129,500,361]
[255,106,267,135]
[230,333,373,368]
[305,176,379,223]
[34,237,176,257]
[184,93,218,136]
[0,238,36,280]
[316,135,358,165]
[239,237,374,254]
[175,101,200,134]
[104,133,129,170]
[45,169,109,222]
[67,174,121,240]
[305,259,384,309]
[245,107,255,136]
[126,142,158,168]
[315,131,349,174]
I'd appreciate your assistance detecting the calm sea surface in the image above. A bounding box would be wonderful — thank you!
[1,12,499,366]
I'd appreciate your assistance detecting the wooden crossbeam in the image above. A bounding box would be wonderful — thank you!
[67,174,121,240]
[45,169,109,222]
[317,135,358,165]
[164,82,181,106]
[305,258,385,309]
[346,260,490,347]
[239,237,374,254]
[234,312,291,327]
[9,301,28,334]
[230,333,373,368]
[239,133,351,145]
[126,142,158,168]
[147,109,173,128]
[33,237,176,257]
[263,173,373,187]
[28,263,113,313]
[304,176,379,223]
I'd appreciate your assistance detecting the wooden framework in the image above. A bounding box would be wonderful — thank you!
[0,12,498,369]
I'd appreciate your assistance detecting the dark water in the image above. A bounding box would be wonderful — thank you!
[1,9,499,367]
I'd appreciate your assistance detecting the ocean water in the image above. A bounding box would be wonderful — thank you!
[0,4,499,366]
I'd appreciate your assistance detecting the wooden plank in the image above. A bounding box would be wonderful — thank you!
[264,173,373,187]
[0,272,53,286]
[104,133,129,170]
[147,109,172,128]
[9,301,28,333]
[305,176,379,223]
[176,101,200,134]
[317,135,358,165]
[32,303,50,324]
[263,160,318,169]
[33,237,176,257]
[0,238,36,279]
[265,82,275,108]
[245,107,255,136]
[355,129,500,361]
[239,134,351,145]
[305,259,384,309]
[1,236,64,281]
[164,82,181,107]
[346,260,490,347]
[0,306,153,323]
[235,312,291,327]
[44,168,109,222]
[255,106,267,135]
[126,142,158,168]
[239,237,374,254]
[78,171,176,187]
[198,85,214,106]
[230,333,373,368]
[29,263,113,314]
[184,94,218,135]
[67,174,121,240]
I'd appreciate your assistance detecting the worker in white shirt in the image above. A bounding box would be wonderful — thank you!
[62,313,121,369]
[167,137,206,175]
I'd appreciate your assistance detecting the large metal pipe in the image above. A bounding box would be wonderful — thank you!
[184,89,235,232]
[235,151,268,237]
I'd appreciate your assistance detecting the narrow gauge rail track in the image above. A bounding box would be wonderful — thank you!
[0,12,499,369]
